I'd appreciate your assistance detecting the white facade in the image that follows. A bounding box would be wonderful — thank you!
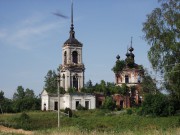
[41,90,96,111]
[116,69,143,87]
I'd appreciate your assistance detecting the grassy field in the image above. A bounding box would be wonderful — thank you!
[0,109,180,135]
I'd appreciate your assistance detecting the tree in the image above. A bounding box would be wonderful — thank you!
[85,80,93,88]
[113,86,122,94]
[93,80,107,94]
[106,82,116,95]
[112,59,126,73]
[3,98,13,113]
[165,64,180,100]
[44,70,58,93]
[141,70,158,94]
[141,93,175,116]
[25,88,35,98]
[0,91,4,113]
[13,86,25,100]
[95,80,112,96]
[121,83,129,95]
[82,80,94,93]
[0,90,14,113]
[142,0,180,99]
[0,91,4,102]
[12,86,40,112]
[102,97,116,111]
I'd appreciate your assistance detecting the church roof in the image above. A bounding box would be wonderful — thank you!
[126,52,130,57]
[64,37,82,45]
[64,33,83,46]
[129,52,135,58]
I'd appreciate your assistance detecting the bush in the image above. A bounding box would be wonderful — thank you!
[141,93,175,116]
[67,88,76,93]
[102,97,116,111]
[15,112,31,130]
[136,107,143,115]
[18,112,30,123]
[127,109,133,115]
[76,104,87,110]
[64,108,73,117]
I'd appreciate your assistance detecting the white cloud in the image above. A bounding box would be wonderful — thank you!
[0,14,67,50]
[22,15,44,26]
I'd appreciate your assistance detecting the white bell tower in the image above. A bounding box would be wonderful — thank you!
[59,1,85,92]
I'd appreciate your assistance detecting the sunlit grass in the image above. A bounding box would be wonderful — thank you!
[0,109,180,135]
[35,127,180,135]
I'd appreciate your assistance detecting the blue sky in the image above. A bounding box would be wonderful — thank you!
[0,0,160,98]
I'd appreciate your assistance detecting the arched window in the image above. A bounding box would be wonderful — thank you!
[64,51,67,64]
[72,51,78,64]
[125,75,129,83]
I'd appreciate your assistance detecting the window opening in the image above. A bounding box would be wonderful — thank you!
[64,51,67,64]
[125,75,129,83]
[73,75,78,90]
[72,51,78,64]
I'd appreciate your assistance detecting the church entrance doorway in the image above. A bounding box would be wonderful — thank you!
[85,101,89,109]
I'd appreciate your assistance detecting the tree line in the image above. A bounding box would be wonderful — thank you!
[0,86,40,113]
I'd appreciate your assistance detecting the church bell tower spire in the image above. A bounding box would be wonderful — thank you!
[70,0,75,39]
[60,0,85,92]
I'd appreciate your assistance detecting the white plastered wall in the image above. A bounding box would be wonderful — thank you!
[41,93,95,111]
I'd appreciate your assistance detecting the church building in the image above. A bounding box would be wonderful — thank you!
[59,4,85,92]
[112,38,144,108]
[115,38,144,86]
[41,2,145,111]
[41,1,96,111]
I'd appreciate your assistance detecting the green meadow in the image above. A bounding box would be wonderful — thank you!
[0,109,180,135]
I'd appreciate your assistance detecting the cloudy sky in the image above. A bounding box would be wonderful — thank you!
[0,0,160,98]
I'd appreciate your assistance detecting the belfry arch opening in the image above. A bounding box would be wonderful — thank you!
[64,51,67,64]
[72,51,78,64]
[73,74,78,91]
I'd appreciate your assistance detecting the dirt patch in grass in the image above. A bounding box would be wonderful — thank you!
[0,125,33,135]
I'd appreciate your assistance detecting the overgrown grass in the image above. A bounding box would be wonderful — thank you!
[0,109,180,134]
[35,127,180,135]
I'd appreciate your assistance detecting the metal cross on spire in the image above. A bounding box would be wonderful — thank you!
[129,36,134,52]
